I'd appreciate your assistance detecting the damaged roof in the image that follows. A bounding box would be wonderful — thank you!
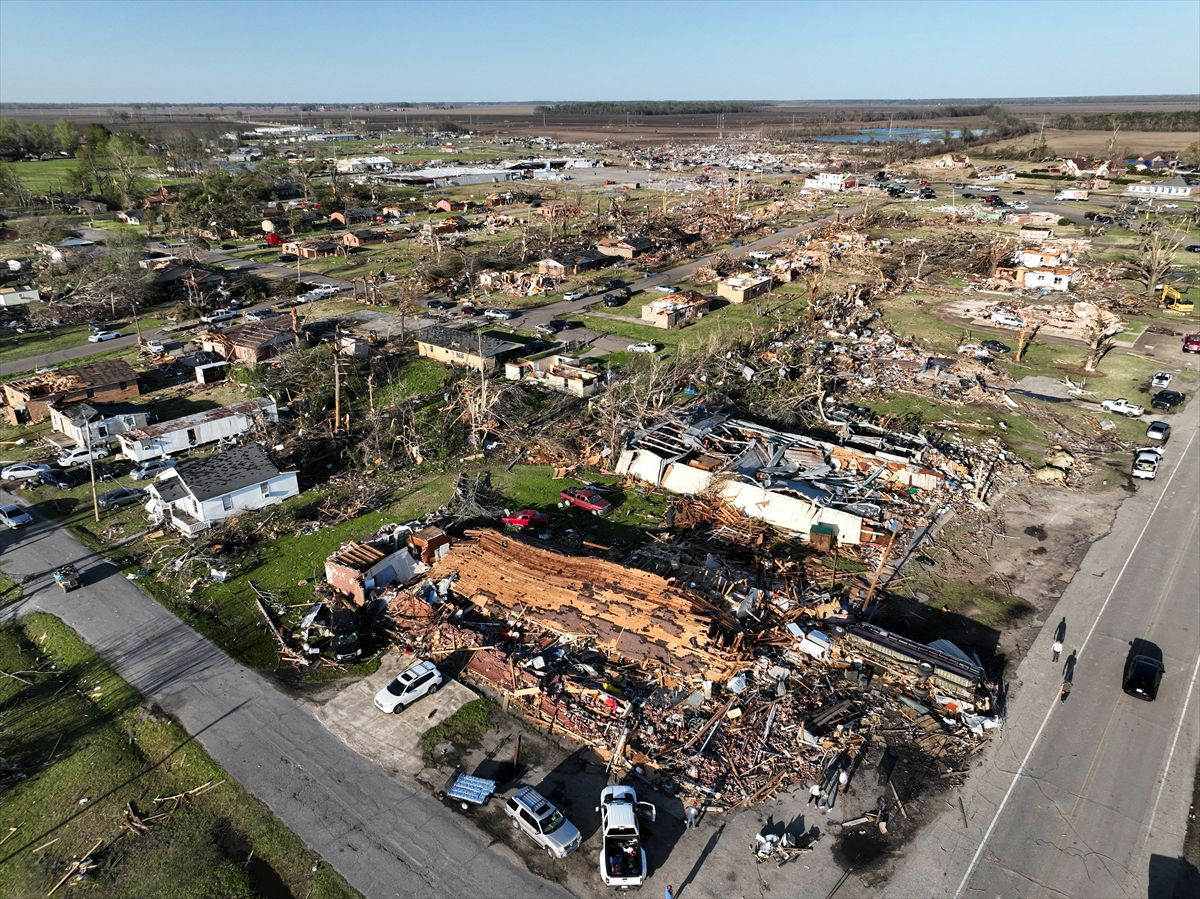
[7,359,138,397]
[168,444,283,501]
[416,325,523,358]
[124,397,275,440]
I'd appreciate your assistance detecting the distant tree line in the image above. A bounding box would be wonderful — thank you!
[0,117,82,159]
[533,101,762,116]
[1050,110,1199,132]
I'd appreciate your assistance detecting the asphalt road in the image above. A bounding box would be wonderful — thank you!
[0,515,567,899]
[883,393,1200,899]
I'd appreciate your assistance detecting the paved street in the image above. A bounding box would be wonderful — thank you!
[0,515,567,899]
[882,395,1200,899]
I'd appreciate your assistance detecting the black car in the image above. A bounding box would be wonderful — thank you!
[603,294,628,308]
[1151,390,1184,411]
[536,319,571,335]
[427,299,455,310]
[604,279,625,290]
[1012,190,1025,195]
[981,339,1011,354]
[39,468,78,490]
[330,609,362,662]
[1123,654,1164,701]
[98,487,146,511]
[1187,245,1200,253]
[961,192,975,199]
[278,253,299,263]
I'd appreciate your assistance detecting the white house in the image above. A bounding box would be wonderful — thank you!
[47,402,149,448]
[1126,174,1194,198]
[117,397,277,462]
[334,155,395,174]
[0,286,41,307]
[802,172,858,192]
[146,444,299,536]
[1022,268,1074,292]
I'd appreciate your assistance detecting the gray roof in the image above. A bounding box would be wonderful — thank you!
[154,478,188,503]
[171,444,282,501]
[57,401,143,425]
[416,325,522,358]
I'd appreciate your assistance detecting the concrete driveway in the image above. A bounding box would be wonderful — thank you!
[311,651,479,777]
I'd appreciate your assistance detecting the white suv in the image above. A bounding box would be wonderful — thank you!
[57,445,109,467]
[373,660,443,713]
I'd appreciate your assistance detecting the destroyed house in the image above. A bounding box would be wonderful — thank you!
[416,325,523,372]
[201,315,296,366]
[47,401,148,448]
[342,229,385,247]
[117,397,278,462]
[844,624,986,701]
[504,354,602,397]
[717,273,774,304]
[325,535,429,606]
[147,444,299,537]
[3,359,140,425]
[428,529,744,680]
[596,236,654,259]
[153,264,225,295]
[641,291,711,329]
[616,412,943,546]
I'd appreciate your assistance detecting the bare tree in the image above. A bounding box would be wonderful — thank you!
[1125,230,1182,300]
[1083,316,1123,372]
[1015,314,1042,362]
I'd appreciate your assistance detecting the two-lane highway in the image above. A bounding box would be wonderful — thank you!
[884,394,1200,899]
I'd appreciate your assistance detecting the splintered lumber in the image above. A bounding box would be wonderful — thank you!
[428,529,744,679]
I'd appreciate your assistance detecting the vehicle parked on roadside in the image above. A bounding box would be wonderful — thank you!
[990,312,1024,328]
[38,468,78,489]
[653,284,678,294]
[57,445,109,468]
[1100,398,1144,418]
[1151,389,1184,411]
[505,786,582,859]
[597,785,656,889]
[98,486,147,511]
[1151,371,1172,390]
[603,294,628,307]
[143,339,167,354]
[559,486,612,516]
[278,253,299,263]
[373,659,443,713]
[627,342,659,354]
[200,308,238,323]
[130,458,177,481]
[1131,447,1163,480]
[535,319,572,336]
[244,308,280,322]
[562,289,589,301]
[1185,333,1200,353]
[981,339,1011,354]
[428,299,455,310]
[1,462,50,481]
[483,308,518,321]
[1145,421,1171,443]
[0,502,33,529]
[88,330,122,343]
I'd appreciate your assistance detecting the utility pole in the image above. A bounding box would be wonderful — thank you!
[83,423,100,523]
[332,355,341,434]
[131,297,143,345]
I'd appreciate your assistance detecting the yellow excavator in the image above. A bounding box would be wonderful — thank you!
[1159,284,1195,314]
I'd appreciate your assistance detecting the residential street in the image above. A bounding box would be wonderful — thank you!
[881,398,1200,899]
[0,515,568,899]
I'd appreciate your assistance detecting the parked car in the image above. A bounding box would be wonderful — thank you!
[1185,333,1200,353]
[57,445,109,468]
[483,308,518,321]
[501,509,551,529]
[200,308,237,323]
[505,786,582,858]
[1151,389,1184,411]
[427,299,455,311]
[1145,421,1171,443]
[244,308,280,322]
[330,609,361,662]
[278,253,299,263]
[597,785,656,889]
[373,660,443,713]
[1131,447,1163,480]
[143,338,167,353]
[130,458,176,481]
[1123,651,1164,701]
[562,289,589,301]
[1008,202,1029,210]
[653,285,678,294]
[961,192,975,199]
[1,462,50,481]
[627,342,659,354]
[38,468,78,490]
[1161,203,1180,210]
[98,486,147,511]
[1186,245,1200,253]
[1100,398,1144,418]
[0,502,33,529]
[990,312,1024,328]
[1151,371,1173,390]
[88,330,122,343]
[1011,190,1025,195]
[981,339,1011,354]
[604,279,625,290]
[559,486,612,516]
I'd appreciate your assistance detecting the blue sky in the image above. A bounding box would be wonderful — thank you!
[1,0,1198,103]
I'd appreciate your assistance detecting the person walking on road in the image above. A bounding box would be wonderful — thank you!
[808,784,821,806]
[665,884,675,899]
[685,806,700,829]
[1052,640,1063,662]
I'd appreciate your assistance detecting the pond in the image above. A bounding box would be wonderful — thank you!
[815,128,988,144]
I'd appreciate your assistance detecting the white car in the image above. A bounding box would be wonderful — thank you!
[1008,202,1029,210]
[1132,447,1163,480]
[627,342,659,354]
[483,308,518,321]
[990,312,1025,328]
[57,445,109,467]
[1,462,50,481]
[1101,398,1144,418]
[0,502,33,529]
[653,285,679,294]
[373,660,443,713]
[1151,371,1172,390]
[562,290,588,301]
[88,330,122,342]
[308,285,339,299]
[1161,203,1180,210]
[200,308,238,323]
[143,339,167,354]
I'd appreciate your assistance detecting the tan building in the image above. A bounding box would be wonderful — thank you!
[342,229,385,248]
[596,236,655,259]
[415,325,522,372]
[201,315,298,367]
[504,355,602,397]
[717,273,775,304]
[641,291,711,329]
[3,359,140,425]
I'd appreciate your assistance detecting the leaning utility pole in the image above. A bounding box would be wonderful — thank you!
[332,355,341,434]
[83,424,100,523]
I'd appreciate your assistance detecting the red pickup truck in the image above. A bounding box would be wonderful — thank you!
[501,509,551,529]
[1183,333,1200,354]
[558,487,612,516]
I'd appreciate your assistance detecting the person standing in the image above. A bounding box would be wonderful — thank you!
[685,806,699,829]
[808,784,821,806]
[1052,640,1063,662]
[665,885,675,899]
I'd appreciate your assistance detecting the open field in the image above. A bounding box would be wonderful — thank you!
[990,128,1199,156]
[0,612,355,899]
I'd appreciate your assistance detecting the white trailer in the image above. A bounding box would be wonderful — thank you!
[117,397,277,461]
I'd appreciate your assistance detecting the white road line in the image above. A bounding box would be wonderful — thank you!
[1146,640,1200,838]
[954,426,1199,898]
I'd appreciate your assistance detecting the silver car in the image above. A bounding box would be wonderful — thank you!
[505,786,582,858]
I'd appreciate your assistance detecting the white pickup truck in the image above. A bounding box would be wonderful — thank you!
[597,785,656,889]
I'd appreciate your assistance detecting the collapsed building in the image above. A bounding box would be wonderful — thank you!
[616,411,952,546]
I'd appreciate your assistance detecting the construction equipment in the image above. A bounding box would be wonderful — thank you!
[1158,284,1194,313]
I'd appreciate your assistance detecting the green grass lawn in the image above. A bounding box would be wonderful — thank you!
[0,613,356,899]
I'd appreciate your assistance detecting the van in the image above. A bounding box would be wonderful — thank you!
[990,312,1024,329]
[57,445,109,468]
